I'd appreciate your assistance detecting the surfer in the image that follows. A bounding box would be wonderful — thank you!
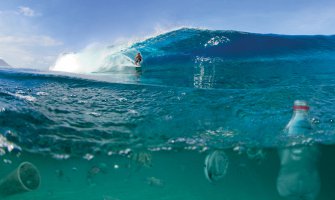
[134,53,142,66]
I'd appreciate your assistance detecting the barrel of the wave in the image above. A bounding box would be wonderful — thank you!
[277,100,320,200]
[0,162,41,197]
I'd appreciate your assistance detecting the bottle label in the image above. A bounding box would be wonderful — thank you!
[293,105,309,111]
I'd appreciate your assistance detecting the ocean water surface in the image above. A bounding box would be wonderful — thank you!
[1,28,335,199]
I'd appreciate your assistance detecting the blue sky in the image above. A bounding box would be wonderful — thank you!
[1,0,335,69]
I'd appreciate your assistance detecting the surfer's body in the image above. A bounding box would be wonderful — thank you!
[135,53,142,66]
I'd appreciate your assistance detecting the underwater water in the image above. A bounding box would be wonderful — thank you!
[1,28,335,199]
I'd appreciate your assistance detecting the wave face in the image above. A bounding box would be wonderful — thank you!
[51,28,335,88]
[2,28,335,159]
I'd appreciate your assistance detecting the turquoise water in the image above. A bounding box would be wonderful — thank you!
[1,147,335,200]
[1,28,335,199]
[1,150,281,200]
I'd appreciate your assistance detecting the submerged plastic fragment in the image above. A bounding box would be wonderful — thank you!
[204,150,229,182]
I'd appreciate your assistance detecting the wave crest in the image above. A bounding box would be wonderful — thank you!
[50,28,335,74]
[50,44,138,73]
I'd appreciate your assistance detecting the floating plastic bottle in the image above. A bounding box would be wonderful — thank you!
[277,100,320,200]
[284,100,312,136]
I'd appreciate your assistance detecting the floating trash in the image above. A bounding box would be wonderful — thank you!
[87,166,101,178]
[277,101,320,199]
[130,151,152,169]
[55,169,64,178]
[247,148,266,163]
[146,177,164,187]
[204,150,229,182]
[0,162,40,197]
[87,163,108,179]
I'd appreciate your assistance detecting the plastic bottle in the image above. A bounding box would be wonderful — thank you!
[285,100,312,136]
[277,100,320,200]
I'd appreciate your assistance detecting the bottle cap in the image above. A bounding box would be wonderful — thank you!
[293,100,309,111]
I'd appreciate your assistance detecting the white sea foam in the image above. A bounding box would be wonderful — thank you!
[14,93,36,102]
[204,36,230,47]
[36,91,49,96]
[5,91,36,102]
[50,43,137,74]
